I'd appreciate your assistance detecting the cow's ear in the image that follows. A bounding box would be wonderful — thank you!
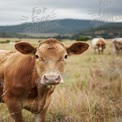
[67,42,89,55]
[15,42,36,54]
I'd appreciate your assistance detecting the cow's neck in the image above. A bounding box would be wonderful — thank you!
[34,80,55,113]
[23,65,55,113]
[35,81,55,98]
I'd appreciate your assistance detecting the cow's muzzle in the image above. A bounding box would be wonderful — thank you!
[41,73,63,85]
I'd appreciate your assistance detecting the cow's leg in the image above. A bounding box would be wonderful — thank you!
[34,96,51,122]
[98,49,100,54]
[100,49,103,54]
[116,49,119,55]
[34,104,50,122]
[34,112,47,122]
[94,48,96,54]
[115,47,119,55]
[118,49,120,55]
[0,82,3,102]
[7,101,23,122]
[3,96,23,122]
[102,49,103,54]
[34,90,53,122]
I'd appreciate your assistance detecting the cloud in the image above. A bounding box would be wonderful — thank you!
[87,0,122,22]
[0,0,122,25]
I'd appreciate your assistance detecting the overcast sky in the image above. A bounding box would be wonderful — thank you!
[0,0,122,25]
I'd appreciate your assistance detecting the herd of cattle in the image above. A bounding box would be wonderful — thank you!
[0,37,121,122]
[92,37,122,54]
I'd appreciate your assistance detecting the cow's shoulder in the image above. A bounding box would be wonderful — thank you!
[5,52,35,73]
[4,52,36,96]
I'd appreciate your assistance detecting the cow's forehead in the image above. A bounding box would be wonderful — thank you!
[37,39,66,57]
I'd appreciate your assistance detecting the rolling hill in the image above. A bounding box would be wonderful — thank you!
[0,19,99,34]
[0,19,121,38]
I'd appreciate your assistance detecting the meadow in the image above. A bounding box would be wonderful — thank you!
[0,38,121,122]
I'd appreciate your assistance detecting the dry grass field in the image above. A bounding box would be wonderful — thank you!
[0,38,121,122]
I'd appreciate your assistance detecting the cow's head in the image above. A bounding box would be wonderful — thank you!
[96,39,106,52]
[15,38,89,86]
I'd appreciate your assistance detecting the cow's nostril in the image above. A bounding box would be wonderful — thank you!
[44,74,60,81]
[55,75,60,81]
[42,73,63,85]
[43,73,61,83]
[44,75,48,80]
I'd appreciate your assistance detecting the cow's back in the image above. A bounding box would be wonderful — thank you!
[92,38,99,47]
[0,50,14,79]
[113,38,122,42]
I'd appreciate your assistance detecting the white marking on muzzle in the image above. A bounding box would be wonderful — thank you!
[40,72,64,85]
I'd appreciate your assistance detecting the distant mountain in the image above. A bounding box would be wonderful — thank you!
[0,19,121,38]
[0,19,97,34]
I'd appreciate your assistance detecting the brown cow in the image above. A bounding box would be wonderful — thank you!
[0,38,89,122]
[113,38,122,54]
[92,38,106,54]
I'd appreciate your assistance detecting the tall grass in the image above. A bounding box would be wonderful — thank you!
[47,55,122,122]
[0,39,122,122]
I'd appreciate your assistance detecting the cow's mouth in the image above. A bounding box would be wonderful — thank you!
[41,73,64,85]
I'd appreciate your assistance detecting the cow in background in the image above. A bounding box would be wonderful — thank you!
[0,38,89,122]
[113,38,122,55]
[92,38,106,54]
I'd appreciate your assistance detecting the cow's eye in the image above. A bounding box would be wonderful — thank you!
[35,55,39,59]
[64,55,68,59]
